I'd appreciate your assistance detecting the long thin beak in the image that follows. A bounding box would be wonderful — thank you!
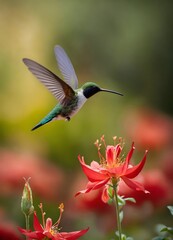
[100,88,123,96]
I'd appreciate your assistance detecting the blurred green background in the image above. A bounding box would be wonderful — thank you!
[0,1,173,239]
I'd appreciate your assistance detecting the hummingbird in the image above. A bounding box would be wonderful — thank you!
[23,45,123,130]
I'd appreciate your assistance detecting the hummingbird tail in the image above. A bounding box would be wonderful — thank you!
[31,118,52,131]
[31,123,43,131]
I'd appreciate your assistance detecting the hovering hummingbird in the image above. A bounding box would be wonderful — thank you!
[23,45,123,130]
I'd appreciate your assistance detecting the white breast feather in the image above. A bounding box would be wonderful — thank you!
[70,89,87,117]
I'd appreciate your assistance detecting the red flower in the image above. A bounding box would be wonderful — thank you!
[76,136,148,202]
[0,150,64,201]
[18,203,89,240]
[124,108,172,149]
[0,221,22,240]
[118,169,172,207]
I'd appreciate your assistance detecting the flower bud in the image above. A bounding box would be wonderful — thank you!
[21,178,34,217]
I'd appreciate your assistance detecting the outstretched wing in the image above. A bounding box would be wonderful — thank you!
[23,58,75,103]
[54,45,78,89]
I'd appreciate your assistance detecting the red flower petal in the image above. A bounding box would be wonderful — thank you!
[44,218,53,234]
[101,186,110,203]
[18,227,45,239]
[75,179,109,197]
[115,144,122,158]
[121,144,135,175]
[57,227,89,240]
[106,146,115,165]
[90,161,101,169]
[124,150,148,178]
[33,212,44,232]
[106,145,122,166]
[121,176,149,193]
[43,218,53,239]
[86,179,109,190]
[78,155,107,182]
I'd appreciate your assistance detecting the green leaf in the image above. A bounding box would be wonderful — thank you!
[124,197,136,203]
[118,195,126,206]
[115,232,126,239]
[115,231,134,240]
[122,235,127,240]
[160,227,168,232]
[108,186,114,198]
[161,227,173,235]
[120,210,124,223]
[107,198,113,205]
[167,206,173,216]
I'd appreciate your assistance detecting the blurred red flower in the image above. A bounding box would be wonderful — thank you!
[0,221,21,240]
[161,149,173,185]
[18,203,89,240]
[124,108,173,149]
[118,169,172,207]
[76,137,148,203]
[69,174,111,214]
[0,209,21,240]
[0,150,64,201]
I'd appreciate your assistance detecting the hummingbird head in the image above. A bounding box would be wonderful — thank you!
[82,82,101,98]
[82,82,123,99]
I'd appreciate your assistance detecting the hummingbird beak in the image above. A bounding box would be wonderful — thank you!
[100,88,123,96]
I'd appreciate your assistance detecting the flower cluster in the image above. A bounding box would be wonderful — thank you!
[18,135,149,240]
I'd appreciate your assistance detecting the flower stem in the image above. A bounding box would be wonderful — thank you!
[25,214,30,240]
[113,182,122,240]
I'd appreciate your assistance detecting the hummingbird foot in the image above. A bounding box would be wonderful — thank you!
[65,116,71,121]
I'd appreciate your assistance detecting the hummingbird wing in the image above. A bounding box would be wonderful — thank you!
[23,58,75,103]
[54,45,78,89]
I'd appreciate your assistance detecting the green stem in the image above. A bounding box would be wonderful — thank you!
[25,214,30,240]
[113,183,122,240]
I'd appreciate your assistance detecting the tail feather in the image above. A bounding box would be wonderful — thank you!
[31,119,52,131]
[31,123,43,131]
[31,106,61,131]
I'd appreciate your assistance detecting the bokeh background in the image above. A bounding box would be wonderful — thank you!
[0,1,173,239]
